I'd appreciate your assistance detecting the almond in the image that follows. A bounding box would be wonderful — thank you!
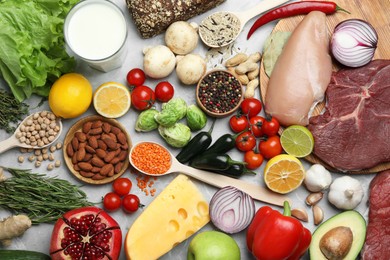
[82,121,92,134]
[102,122,112,133]
[96,149,107,159]
[110,157,120,165]
[108,167,115,177]
[88,136,99,149]
[117,150,128,161]
[78,162,93,171]
[76,147,86,162]
[66,143,74,157]
[82,153,93,162]
[92,120,103,129]
[91,166,102,173]
[89,127,102,135]
[114,162,123,174]
[71,137,79,151]
[79,171,95,178]
[73,163,80,171]
[85,145,96,154]
[111,126,121,134]
[104,151,116,163]
[97,140,107,150]
[72,153,78,164]
[100,164,114,176]
[117,132,127,145]
[108,133,117,142]
[91,157,105,167]
[103,137,117,150]
[92,173,106,180]
[75,131,87,142]
[121,143,129,150]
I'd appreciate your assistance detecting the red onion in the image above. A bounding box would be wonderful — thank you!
[330,19,378,68]
[209,186,255,234]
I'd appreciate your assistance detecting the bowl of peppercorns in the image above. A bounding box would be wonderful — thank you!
[196,69,243,117]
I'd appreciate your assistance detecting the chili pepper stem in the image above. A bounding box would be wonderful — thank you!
[283,200,292,216]
[336,5,350,14]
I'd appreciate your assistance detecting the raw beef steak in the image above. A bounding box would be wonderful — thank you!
[308,60,390,171]
[361,170,390,260]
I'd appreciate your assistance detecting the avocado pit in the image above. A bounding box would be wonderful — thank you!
[319,226,353,260]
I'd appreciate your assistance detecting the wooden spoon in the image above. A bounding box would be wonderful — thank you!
[0,111,62,154]
[129,141,290,206]
[199,0,290,48]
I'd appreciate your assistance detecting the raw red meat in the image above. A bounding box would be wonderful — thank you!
[308,60,390,171]
[361,170,390,259]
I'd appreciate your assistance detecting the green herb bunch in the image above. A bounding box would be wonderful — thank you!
[0,167,93,224]
[0,89,29,133]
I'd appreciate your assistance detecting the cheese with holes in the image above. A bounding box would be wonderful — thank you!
[125,174,210,260]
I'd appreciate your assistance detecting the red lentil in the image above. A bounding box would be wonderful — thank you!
[131,142,171,175]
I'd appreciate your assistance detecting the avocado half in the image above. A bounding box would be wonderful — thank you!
[309,210,366,260]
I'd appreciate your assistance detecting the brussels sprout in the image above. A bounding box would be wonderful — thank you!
[158,123,191,148]
[186,104,207,131]
[155,98,187,127]
[135,108,159,132]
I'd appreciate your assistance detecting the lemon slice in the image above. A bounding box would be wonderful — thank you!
[280,125,314,158]
[264,154,305,194]
[93,82,131,118]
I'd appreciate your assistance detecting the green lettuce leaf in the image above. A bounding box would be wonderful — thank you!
[0,0,78,102]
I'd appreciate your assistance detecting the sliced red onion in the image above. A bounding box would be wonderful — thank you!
[330,19,378,68]
[209,186,255,234]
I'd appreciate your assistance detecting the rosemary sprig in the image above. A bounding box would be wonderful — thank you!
[0,89,29,133]
[0,167,93,224]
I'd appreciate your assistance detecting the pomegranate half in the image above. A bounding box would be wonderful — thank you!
[50,206,122,260]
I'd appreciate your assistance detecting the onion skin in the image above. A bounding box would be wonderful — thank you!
[330,19,378,68]
[209,186,255,234]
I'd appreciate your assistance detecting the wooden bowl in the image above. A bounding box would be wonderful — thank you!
[63,115,131,184]
[196,69,243,118]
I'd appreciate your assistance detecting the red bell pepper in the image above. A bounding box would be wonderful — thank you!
[246,201,312,260]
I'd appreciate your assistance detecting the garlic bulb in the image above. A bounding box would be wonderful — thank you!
[304,164,332,192]
[328,176,364,210]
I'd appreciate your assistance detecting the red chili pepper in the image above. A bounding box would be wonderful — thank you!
[247,1,349,39]
[246,201,312,260]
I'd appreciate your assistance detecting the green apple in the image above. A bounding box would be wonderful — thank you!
[187,230,240,260]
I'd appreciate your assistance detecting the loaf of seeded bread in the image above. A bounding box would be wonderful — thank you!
[126,0,226,38]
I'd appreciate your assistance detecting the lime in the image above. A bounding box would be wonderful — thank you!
[280,125,314,158]
[264,154,305,194]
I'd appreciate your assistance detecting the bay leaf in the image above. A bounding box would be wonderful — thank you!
[263,31,291,78]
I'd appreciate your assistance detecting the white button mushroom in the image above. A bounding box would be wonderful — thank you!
[328,176,364,210]
[143,45,176,79]
[165,21,199,55]
[176,54,206,85]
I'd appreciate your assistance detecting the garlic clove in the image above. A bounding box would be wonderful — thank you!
[313,205,324,225]
[306,192,324,206]
[291,208,309,222]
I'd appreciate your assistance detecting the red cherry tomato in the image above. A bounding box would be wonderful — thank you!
[236,131,256,152]
[131,85,156,111]
[249,115,265,137]
[262,117,280,137]
[155,81,174,102]
[240,98,262,118]
[122,194,142,213]
[259,135,282,159]
[126,68,146,87]
[229,115,249,133]
[103,192,122,211]
[112,178,132,197]
[244,150,264,170]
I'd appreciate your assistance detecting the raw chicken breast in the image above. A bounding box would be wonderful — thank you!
[265,11,332,126]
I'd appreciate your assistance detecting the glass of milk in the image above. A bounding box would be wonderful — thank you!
[64,0,128,72]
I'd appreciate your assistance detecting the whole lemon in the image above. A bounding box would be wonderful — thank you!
[49,73,93,118]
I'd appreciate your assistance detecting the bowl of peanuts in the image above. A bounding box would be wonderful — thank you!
[63,115,132,184]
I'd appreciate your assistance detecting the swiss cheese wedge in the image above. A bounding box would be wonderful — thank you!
[125,174,210,260]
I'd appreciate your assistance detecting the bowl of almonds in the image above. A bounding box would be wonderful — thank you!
[63,115,131,184]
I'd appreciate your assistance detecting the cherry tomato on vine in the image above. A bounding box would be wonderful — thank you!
[155,81,174,102]
[122,194,142,213]
[262,117,280,137]
[259,135,282,159]
[249,115,265,137]
[103,192,122,211]
[229,115,249,133]
[126,68,146,87]
[240,98,262,118]
[131,85,156,111]
[244,150,264,170]
[112,178,132,197]
[236,131,256,152]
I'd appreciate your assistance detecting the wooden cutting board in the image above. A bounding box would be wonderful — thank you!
[259,0,390,174]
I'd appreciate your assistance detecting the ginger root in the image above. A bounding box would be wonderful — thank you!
[0,215,32,246]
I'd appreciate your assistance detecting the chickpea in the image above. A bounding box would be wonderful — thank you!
[18,156,25,163]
